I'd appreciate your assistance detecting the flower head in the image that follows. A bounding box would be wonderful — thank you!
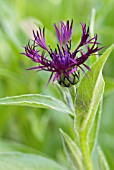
[22,20,103,87]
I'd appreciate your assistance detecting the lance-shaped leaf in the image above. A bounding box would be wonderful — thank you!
[88,100,102,153]
[0,152,68,170]
[75,44,114,153]
[0,94,73,115]
[98,146,110,170]
[60,129,84,170]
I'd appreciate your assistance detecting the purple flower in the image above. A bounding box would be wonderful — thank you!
[22,20,103,87]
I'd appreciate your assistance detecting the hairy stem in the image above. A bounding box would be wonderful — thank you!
[79,130,94,170]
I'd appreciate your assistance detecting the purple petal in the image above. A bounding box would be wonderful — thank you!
[33,28,48,51]
[46,72,54,87]
[78,65,88,77]
[67,67,78,75]
[53,72,61,83]
[83,64,91,71]
[54,20,73,47]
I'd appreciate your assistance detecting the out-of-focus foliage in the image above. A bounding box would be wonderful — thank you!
[0,0,114,169]
[0,152,68,170]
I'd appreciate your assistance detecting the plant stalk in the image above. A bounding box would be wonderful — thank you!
[79,130,94,170]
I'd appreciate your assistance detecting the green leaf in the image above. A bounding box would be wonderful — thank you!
[60,129,84,170]
[0,152,68,170]
[98,146,110,170]
[0,139,39,154]
[88,100,102,153]
[76,44,114,130]
[75,44,114,153]
[0,94,73,115]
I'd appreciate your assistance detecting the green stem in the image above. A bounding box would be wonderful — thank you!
[79,130,94,170]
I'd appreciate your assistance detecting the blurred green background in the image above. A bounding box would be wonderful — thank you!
[0,0,114,168]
